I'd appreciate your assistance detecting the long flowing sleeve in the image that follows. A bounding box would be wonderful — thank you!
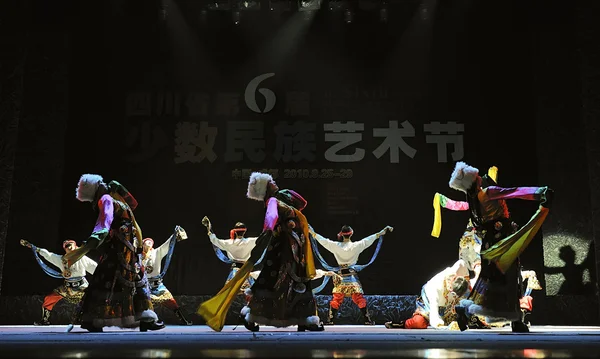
[352,233,380,254]
[485,186,547,201]
[209,233,232,251]
[313,233,340,253]
[424,283,443,327]
[82,256,98,275]
[38,248,64,269]
[90,194,114,246]
[63,194,114,267]
[439,194,469,211]
[156,236,173,260]
[432,193,469,238]
[263,197,279,231]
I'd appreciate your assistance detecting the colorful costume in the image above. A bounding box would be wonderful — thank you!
[387,259,472,329]
[203,219,258,295]
[447,162,553,332]
[198,172,324,332]
[63,174,164,332]
[142,225,192,325]
[202,218,261,330]
[311,225,392,325]
[484,270,543,328]
[21,239,97,326]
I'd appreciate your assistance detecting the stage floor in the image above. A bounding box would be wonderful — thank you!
[1,325,600,358]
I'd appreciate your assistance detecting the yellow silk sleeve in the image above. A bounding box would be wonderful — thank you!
[431,193,442,238]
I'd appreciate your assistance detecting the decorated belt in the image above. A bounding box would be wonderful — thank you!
[149,277,163,287]
[65,278,87,288]
[338,268,356,276]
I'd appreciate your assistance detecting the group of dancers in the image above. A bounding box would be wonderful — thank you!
[21,161,553,333]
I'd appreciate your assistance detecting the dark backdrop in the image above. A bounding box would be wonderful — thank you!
[3,0,546,299]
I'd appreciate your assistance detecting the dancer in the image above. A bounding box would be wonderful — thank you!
[484,269,543,328]
[310,225,393,325]
[202,218,258,294]
[201,217,262,330]
[62,174,164,332]
[198,172,324,332]
[142,225,192,325]
[21,239,97,326]
[447,162,553,332]
[385,258,480,329]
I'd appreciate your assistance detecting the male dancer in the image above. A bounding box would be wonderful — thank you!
[385,258,478,329]
[202,217,261,330]
[311,225,393,325]
[202,218,258,293]
[198,172,324,332]
[448,162,553,332]
[142,225,192,325]
[21,239,97,326]
[63,174,164,332]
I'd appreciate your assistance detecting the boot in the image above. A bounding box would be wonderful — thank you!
[174,308,193,326]
[467,315,491,329]
[81,322,103,333]
[511,310,530,333]
[384,321,405,329]
[239,312,259,332]
[454,306,469,332]
[34,307,51,326]
[140,320,166,332]
[298,322,325,332]
[325,306,338,325]
[360,307,375,325]
[511,320,529,333]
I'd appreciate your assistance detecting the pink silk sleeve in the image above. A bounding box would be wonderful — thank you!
[93,194,114,233]
[443,197,469,211]
[486,186,546,201]
[263,197,279,231]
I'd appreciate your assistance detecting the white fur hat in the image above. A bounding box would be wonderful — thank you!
[246,172,274,201]
[449,162,479,193]
[76,174,104,202]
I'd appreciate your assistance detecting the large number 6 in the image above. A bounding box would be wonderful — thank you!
[244,73,276,114]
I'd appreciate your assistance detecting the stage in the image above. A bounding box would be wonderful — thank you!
[1,325,600,358]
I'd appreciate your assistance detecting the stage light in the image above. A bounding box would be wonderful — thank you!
[344,9,353,23]
[207,0,231,10]
[379,6,387,23]
[237,0,260,10]
[328,0,347,11]
[298,0,321,11]
[269,0,291,13]
[232,10,241,24]
[158,0,169,20]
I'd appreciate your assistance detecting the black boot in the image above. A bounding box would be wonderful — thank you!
[81,322,103,333]
[298,322,325,332]
[360,307,375,325]
[140,320,166,332]
[467,315,491,329]
[454,306,469,332]
[239,312,259,332]
[384,321,405,329]
[511,310,530,333]
[511,320,529,333]
[34,308,51,326]
[325,306,337,325]
[174,308,193,326]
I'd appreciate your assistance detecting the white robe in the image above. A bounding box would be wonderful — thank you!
[312,233,379,266]
[39,248,97,279]
[209,234,257,262]
[142,238,173,279]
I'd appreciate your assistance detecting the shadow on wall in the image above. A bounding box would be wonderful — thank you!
[544,237,598,296]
